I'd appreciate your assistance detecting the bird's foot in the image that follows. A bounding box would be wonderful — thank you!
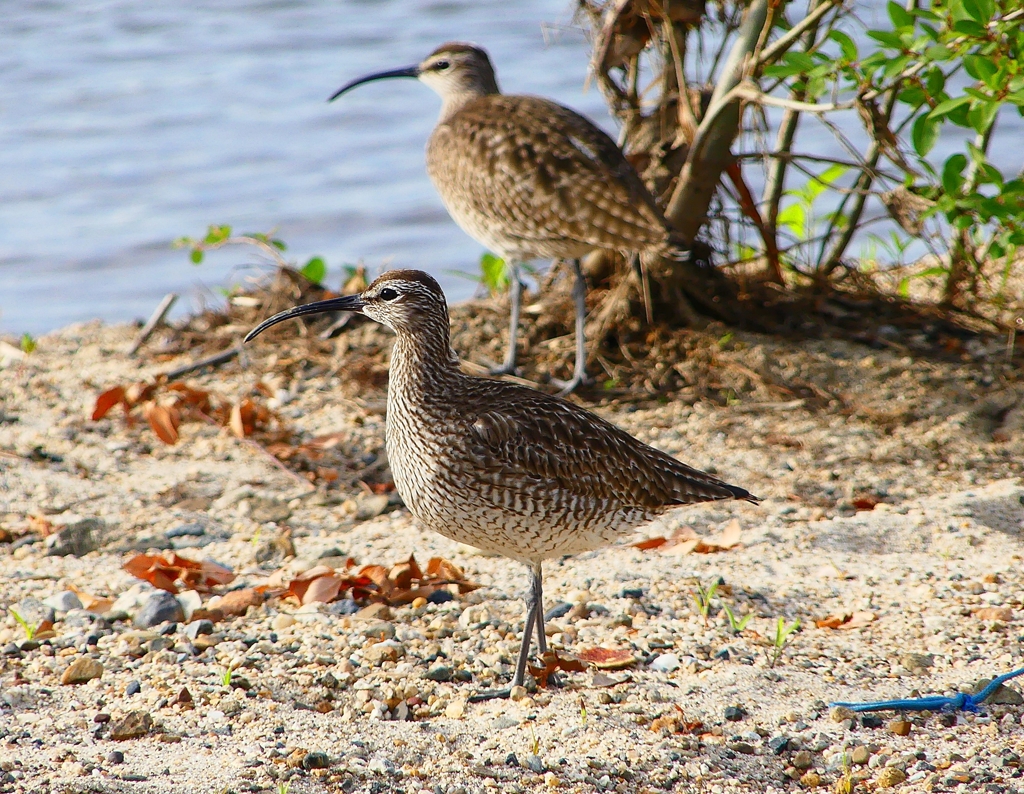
[550,372,593,396]
[468,686,514,702]
[488,362,520,378]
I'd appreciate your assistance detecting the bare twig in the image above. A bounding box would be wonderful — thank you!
[162,346,243,380]
[128,293,178,356]
[756,0,842,69]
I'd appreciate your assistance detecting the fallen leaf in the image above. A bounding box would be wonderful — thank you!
[211,587,266,616]
[815,611,876,630]
[143,401,180,445]
[632,536,669,551]
[528,651,588,687]
[67,584,114,614]
[92,386,126,420]
[851,496,882,511]
[123,552,235,593]
[576,647,638,670]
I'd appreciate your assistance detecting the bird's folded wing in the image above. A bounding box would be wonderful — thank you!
[459,383,749,508]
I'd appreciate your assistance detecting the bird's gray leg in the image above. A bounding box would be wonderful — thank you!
[531,562,548,654]
[552,259,592,395]
[489,261,522,376]
[468,563,548,702]
[468,571,538,702]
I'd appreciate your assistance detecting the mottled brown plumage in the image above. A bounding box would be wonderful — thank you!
[330,42,692,392]
[246,269,756,697]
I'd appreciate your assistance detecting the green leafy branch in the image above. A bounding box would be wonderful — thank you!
[174,224,328,286]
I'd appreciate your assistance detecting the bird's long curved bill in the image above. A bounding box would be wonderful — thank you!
[328,65,420,101]
[244,295,365,343]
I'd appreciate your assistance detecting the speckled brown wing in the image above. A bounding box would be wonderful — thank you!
[452,378,754,511]
[426,94,672,258]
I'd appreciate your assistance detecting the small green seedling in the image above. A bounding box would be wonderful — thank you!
[579,696,587,727]
[528,722,539,756]
[722,604,753,634]
[692,579,720,627]
[276,783,290,794]
[9,609,38,641]
[767,617,801,669]
[221,664,234,688]
[20,334,36,354]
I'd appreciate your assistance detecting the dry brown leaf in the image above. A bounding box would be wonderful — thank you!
[528,651,588,687]
[92,386,126,421]
[815,611,876,630]
[143,401,180,444]
[229,402,246,438]
[123,551,235,594]
[576,647,638,670]
[635,522,742,555]
[213,587,266,616]
[68,584,114,614]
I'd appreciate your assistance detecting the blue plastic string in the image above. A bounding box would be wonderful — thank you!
[830,666,1024,714]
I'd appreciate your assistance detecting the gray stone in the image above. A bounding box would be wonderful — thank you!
[248,498,291,523]
[13,597,55,628]
[355,494,390,521]
[424,665,453,682]
[184,619,214,639]
[134,591,185,628]
[45,518,102,556]
[768,736,789,755]
[166,523,205,539]
[970,678,1024,705]
[43,591,83,613]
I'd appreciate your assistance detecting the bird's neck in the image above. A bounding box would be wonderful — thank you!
[388,320,460,401]
[439,84,499,122]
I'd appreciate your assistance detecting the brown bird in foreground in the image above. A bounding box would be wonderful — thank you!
[247,270,756,699]
[329,42,698,394]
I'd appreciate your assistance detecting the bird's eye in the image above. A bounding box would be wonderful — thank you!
[379,287,399,301]
[434,60,450,71]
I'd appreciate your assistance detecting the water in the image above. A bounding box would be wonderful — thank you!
[1,1,1020,335]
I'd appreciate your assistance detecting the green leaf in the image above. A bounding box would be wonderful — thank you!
[963,55,998,84]
[299,256,326,284]
[190,249,204,265]
[479,253,509,295]
[20,333,36,354]
[271,239,287,251]
[912,113,939,156]
[828,30,858,61]
[777,203,807,239]
[867,30,904,49]
[941,154,968,195]
[967,100,1000,134]
[952,19,988,37]
[929,95,971,119]
[888,1,914,29]
[960,0,988,22]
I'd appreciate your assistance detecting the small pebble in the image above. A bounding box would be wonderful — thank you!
[649,653,680,673]
[60,657,103,685]
[272,614,296,631]
[724,705,746,721]
[125,680,141,697]
[876,767,907,788]
[792,750,813,770]
[798,771,820,788]
[851,745,871,765]
[888,719,912,736]
[107,750,124,765]
[768,736,789,755]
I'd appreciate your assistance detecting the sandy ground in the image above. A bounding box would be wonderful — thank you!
[1,314,1023,794]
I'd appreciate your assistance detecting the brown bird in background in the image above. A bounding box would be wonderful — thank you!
[330,42,699,394]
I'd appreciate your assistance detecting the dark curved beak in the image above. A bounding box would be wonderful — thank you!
[328,65,420,102]
[244,294,366,343]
